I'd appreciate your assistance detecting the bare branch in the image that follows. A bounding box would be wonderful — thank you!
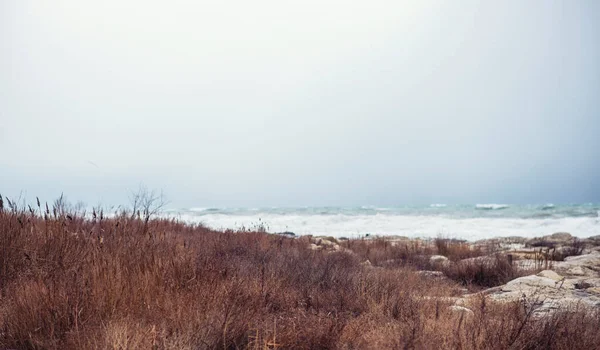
[129,185,168,222]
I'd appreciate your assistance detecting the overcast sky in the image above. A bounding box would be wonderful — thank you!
[1,0,599,207]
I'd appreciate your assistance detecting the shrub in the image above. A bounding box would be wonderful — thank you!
[441,254,532,289]
[435,237,485,261]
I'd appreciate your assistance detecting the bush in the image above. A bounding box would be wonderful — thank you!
[441,254,531,289]
[435,237,485,261]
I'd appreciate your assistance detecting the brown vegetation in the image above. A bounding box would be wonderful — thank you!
[339,237,435,269]
[0,195,599,349]
[440,255,529,289]
[434,238,485,261]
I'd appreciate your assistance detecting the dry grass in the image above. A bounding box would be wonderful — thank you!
[339,237,525,290]
[339,237,436,269]
[440,254,532,290]
[0,195,599,349]
[434,237,486,261]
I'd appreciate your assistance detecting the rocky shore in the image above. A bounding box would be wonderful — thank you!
[304,232,600,317]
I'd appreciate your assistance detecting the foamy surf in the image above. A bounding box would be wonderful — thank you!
[169,213,599,241]
[475,204,509,210]
[164,204,600,241]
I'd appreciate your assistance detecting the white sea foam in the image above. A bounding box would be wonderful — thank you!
[189,207,210,212]
[430,204,447,208]
[167,213,600,241]
[475,204,509,210]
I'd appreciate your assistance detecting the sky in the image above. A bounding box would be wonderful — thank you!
[1,0,599,208]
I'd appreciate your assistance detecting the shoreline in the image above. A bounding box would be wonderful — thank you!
[162,204,600,240]
[168,213,600,241]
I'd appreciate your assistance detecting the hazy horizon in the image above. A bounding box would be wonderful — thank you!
[2,1,599,208]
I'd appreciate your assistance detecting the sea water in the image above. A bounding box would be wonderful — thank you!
[164,204,600,241]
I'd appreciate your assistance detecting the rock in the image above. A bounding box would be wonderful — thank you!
[430,255,450,265]
[500,242,527,251]
[453,298,466,306]
[588,287,600,295]
[584,235,600,245]
[568,266,586,276]
[554,252,600,277]
[574,281,592,289]
[473,237,529,252]
[361,260,372,267]
[514,259,539,270]
[584,278,600,287]
[532,298,585,315]
[309,243,322,251]
[537,270,564,282]
[547,232,574,242]
[316,236,339,244]
[477,286,504,296]
[501,275,561,293]
[417,270,445,279]
[310,237,344,252]
[487,271,600,316]
[279,231,296,236]
[332,244,344,251]
[448,305,474,316]
[564,251,600,263]
[457,288,469,295]
[555,245,578,255]
[528,232,574,248]
[318,239,335,246]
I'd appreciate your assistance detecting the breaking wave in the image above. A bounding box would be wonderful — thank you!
[475,204,509,210]
[163,203,600,240]
[167,212,599,241]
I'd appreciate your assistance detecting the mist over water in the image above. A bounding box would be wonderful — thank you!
[2,1,599,231]
[166,204,600,240]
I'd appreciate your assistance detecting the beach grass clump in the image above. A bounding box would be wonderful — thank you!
[339,237,432,269]
[440,254,530,289]
[434,237,486,261]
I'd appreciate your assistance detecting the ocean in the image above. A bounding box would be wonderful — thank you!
[164,204,600,241]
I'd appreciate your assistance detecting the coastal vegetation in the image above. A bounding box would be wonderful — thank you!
[0,195,599,349]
